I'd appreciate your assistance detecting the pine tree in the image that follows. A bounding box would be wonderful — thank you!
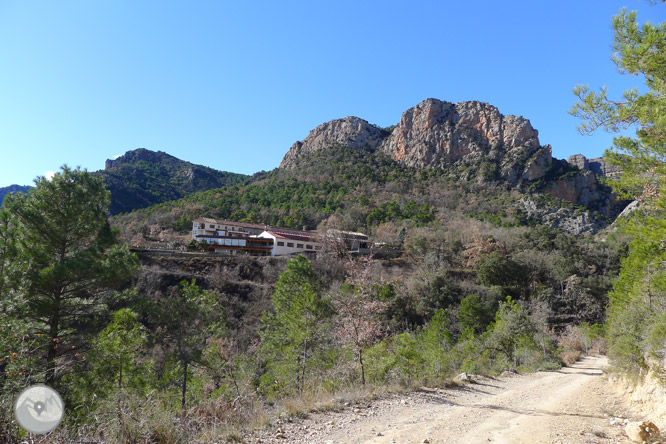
[259,255,333,397]
[571,3,666,372]
[2,166,139,385]
[152,279,221,414]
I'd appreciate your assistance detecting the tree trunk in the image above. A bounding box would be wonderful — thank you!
[358,348,365,385]
[46,299,60,386]
[181,360,188,418]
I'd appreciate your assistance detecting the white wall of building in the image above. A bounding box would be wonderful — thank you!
[258,231,320,256]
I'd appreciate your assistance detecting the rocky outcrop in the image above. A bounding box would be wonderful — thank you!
[519,197,606,235]
[567,154,589,171]
[590,157,622,177]
[567,154,622,178]
[378,99,549,184]
[280,117,389,168]
[546,170,609,207]
[278,98,626,223]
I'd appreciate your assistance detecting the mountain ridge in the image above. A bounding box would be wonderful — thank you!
[279,98,625,221]
[0,184,32,205]
[97,148,248,215]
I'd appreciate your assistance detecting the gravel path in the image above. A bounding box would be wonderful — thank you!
[249,356,646,444]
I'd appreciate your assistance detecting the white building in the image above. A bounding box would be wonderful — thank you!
[191,218,322,256]
[191,218,272,255]
[192,217,266,238]
[257,229,321,256]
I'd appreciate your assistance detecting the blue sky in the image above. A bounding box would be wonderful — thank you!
[0,1,663,187]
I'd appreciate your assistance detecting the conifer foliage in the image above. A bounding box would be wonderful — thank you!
[572,2,666,372]
[3,166,139,386]
[259,255,334,398]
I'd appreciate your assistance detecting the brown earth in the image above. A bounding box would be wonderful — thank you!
[250,356,660,444]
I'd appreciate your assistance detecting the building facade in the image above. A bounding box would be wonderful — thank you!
[257,229,321,256]
[191,218,272,255]
[191,218,371,257]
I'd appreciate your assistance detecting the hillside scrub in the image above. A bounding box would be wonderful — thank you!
[0,162,625,443]
[111,146,612,245]
[8,248,607,443]
[0,150,630,441]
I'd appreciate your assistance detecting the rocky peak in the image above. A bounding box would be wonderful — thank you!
[379,98,547,183]
[567,154,589,171]
[105,148,176,170]
[566,154,622,178]
[379,99,541,166]
[280,117,390,169]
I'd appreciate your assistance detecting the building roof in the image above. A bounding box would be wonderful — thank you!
[263,230,319,243]
[193,217,324,236]
[325,228,369,240]
[192,217,268,230]
[193,218,331,243]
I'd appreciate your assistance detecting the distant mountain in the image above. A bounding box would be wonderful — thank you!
[98,148,248,215]
[280,98,626,222]
[0,184,32,205]
[112,98,629,240]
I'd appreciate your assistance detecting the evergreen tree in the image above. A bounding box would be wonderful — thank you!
[458,294,487,334]
[485,299,537,367]
[259,255,333,397]
[152,279,221,413]
[419,309,454,379]
[89,308,148,394]
[571,3,666,372]
[2,166,138,385]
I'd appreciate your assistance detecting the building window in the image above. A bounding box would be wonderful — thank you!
[297,243,304,249]
[306,244,313,250]
[287,242,294,248]
[193,230,198,234]
[277,241,285,246]
[315,245,321,250]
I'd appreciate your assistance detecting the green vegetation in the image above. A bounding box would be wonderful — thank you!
[572,2,666,375]
[0,161,622,443]
[2,166,138,386]
[100,148,248,215]
[259,256,334,399]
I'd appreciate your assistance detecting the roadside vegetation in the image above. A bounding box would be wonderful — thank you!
[1,3,663,442]
[571,1,666,376]
[0,167,615,443]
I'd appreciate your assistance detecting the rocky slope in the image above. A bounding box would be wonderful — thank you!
[280,117,390,168]
[379,99,550,185]
[280,98,626,223]
[99,148,248,215]
[567,154,623,178]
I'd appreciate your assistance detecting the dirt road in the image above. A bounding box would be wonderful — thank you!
[253,356,642,444]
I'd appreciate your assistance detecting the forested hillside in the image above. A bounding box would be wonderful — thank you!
[0,108,630,442]
[99,148,248,215]
[0,185,31,205]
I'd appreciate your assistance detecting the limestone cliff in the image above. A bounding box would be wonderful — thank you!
[278,98,627,225]
[379,99,550,184]
[280,117,390,169]
[567,154,622,178]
